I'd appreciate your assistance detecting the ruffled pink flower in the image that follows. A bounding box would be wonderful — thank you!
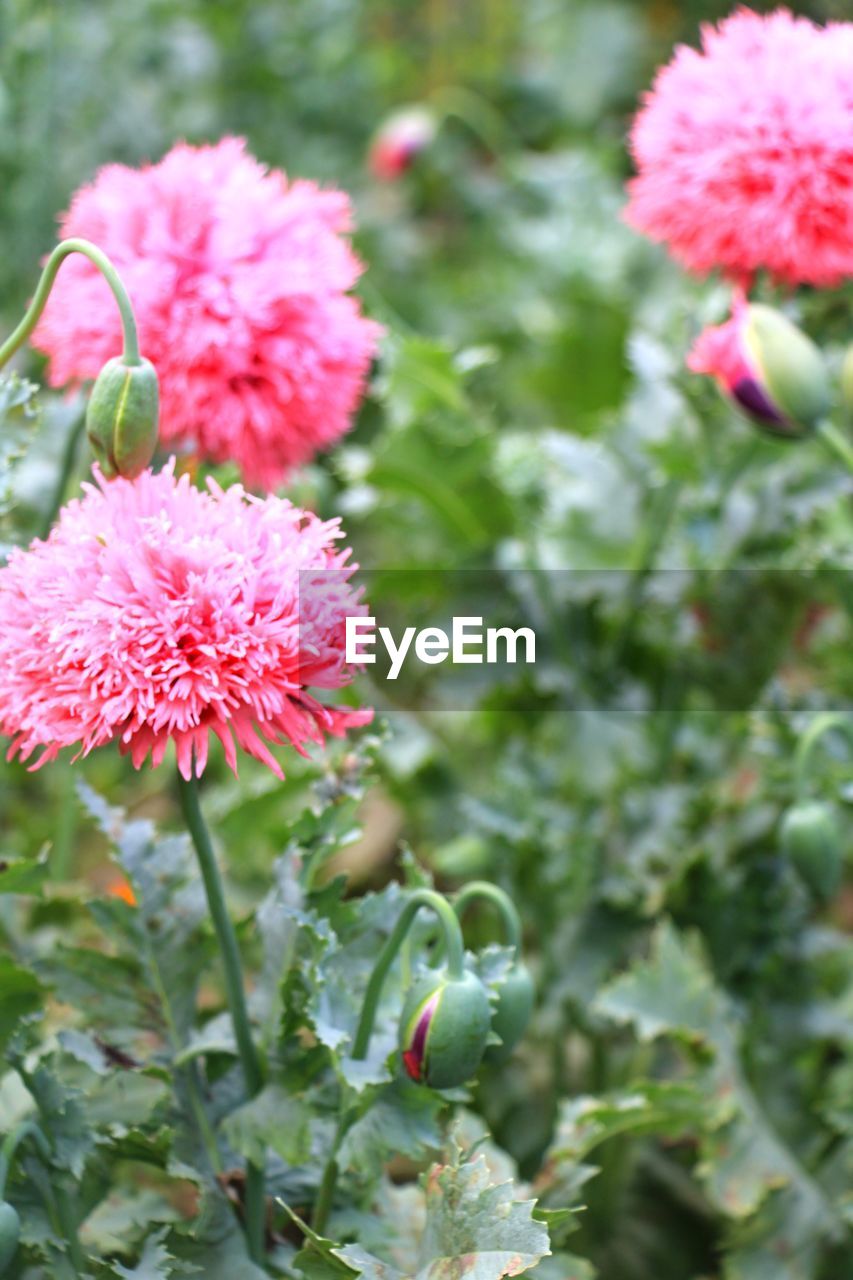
[33,138,382,489]
[0,463,371,779]
[625,8,853,287]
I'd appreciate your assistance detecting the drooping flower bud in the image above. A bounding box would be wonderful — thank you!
[399,970,491,1089]
[369,107,438,181]
[485,962,535,1064]
[86,356,159,479]
[780,800,843,902]
[0,1201,21,1271]
[688,302,830,438]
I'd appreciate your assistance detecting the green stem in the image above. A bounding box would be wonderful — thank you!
[817,420,853,476]
[352,889,465,1061]
[313,890,465,1235]
[0,1120,85,1274]
[452,881,522,957]
[429,86,516,166]
[794,711,853,799]
[612,477,682,670]
[0,237,140,369]
[312,1144,342,1237]
[177,771,265,1265]
[39,408,86,541]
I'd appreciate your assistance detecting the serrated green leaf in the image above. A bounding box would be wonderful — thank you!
[0,954,44,1052]
[110,1226,198,1277]
[549,1081,706,1164]
[338,1079,445,1171]
[337,1152,550,1280]
[222,1083,311,1166]
[0,849,48,895]
[84,1199,179,1258]
[593,922,845,1269]
[0,370,40,522]
[594,921,727,1046]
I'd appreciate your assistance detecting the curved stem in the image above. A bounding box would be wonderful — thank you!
[817,420,853,477]
[0,1120,85,1275]
[794,711,853,799]
[313,890,465,1235]
[429,86,515,163]
[0,1120,49,1197]
[0,238,140,369]
[177,771,265,1264]
[352,889,465,1061]
[453,881,522,957]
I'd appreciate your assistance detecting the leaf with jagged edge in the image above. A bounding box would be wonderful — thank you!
[593,921,846,1274]
[549,1081,707,1165]
[336,1148,551,1280]
[222,1083,311,1167]
[109,1226,198,1277]
[73,781,212,1044]
[0,370,39,525]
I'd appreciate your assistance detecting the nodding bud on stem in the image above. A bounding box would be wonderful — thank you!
[0,1201,21,1271]
[780,800,843,902]
[399,970,491,1089]
[688,302,830,439]
[485,962,535,1064]
[369,106,438,180]
[86,356,159,479]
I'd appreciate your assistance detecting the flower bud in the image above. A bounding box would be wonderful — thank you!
[0,1201,21,1271]
[688,302,830,438]
[780,800,843,902]
[485,962,534,1064]
[369,107,438,181]
[399,970,491,1089]
[86,356,159,479]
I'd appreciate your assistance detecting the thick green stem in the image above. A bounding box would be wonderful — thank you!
[313,890,465,1235]
[0,237,140,369]
[311,1147,341,1237]
[817,420,853,476]
[453,881,522,957]
[352,889,465,1061]
[0,1120,85,1274]
[794,711,853,799]
[177,771,265,1264]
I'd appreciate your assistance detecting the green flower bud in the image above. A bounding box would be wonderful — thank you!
[742,305,830,436]
[399,970,491,1089]
[485,962,535,1064]
[86,356,159,479]
[0,1200,21,1272]
[780,800,843,902]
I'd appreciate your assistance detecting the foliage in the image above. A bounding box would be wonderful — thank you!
[1,2,852,1279]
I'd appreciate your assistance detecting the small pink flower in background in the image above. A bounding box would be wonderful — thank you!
[625,8,853,287]
[0,462,371,779]
[369,107,437,180]
[33,138,382,490]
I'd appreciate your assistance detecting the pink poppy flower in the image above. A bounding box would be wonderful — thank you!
[33,138,382,489]
[0,462,371,779]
